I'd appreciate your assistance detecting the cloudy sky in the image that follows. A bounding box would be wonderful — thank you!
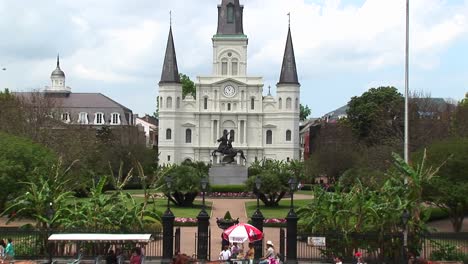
[1,0,467,117]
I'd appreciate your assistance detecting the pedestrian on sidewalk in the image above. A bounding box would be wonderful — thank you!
[4,239,14,262]
[219,245,231,262]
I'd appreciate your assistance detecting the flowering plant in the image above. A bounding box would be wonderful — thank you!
[264,218,287,224]
[206,192,256,198]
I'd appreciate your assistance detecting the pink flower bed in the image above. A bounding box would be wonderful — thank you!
[206,192,255,198]
[264,218,287,224]
[175,217,198,223]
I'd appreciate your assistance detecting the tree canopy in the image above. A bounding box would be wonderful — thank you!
[246,160,301,207]
[0,132,56,212]
[300,104,311,121]
[415,137,468,232]
[180,73,196,98]
[346,86,404,145]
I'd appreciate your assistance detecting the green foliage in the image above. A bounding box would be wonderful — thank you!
[414,137,468,232]
[223,211,232,220]
[180,73,196,98]
[246,160,301,207]
[430,240,466,261]
[0,132,56,211]
[300,104,311,121]
[210,185,246,193]
[60,176,161,231]
[346,86,404,145]
[161,163,208,207]
[1,158,76,229]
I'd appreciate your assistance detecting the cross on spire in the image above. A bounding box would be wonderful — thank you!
[268,85,271,96]
[287,12,290,27]
[170,10,172,27]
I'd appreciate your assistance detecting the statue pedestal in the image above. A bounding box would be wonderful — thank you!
[209,164,248,185]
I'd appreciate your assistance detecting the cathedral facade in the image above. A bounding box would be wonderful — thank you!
[158,0,300,166]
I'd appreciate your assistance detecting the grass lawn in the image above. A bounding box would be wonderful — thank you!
[245,199,311,219]
[296,189,313,195]
[131,197,213,218]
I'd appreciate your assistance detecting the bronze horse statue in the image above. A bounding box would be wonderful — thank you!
[211,131,246,164]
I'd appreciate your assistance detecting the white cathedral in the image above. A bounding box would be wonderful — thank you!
[158,0,300,166]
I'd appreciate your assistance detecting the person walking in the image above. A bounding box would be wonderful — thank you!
[0,239,6,264]
[4,239,14,262]
[219,245,231,262]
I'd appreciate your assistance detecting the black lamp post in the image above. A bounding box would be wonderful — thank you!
[251,176,264,260]
[197,177,210,261]
[162,176,175,264]
[46,202,55,264]
[402,210,410,264]
[286,177,298,264]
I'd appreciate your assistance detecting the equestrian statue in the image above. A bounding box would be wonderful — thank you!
[211,130,246,164]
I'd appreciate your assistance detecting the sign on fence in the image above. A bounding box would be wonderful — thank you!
[307,237,326,247]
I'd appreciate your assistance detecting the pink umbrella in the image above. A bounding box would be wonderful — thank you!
[222,223,263,243]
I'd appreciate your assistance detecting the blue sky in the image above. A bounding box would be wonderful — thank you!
[1,0,467,117]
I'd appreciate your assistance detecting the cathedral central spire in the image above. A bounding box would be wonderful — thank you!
[216,0,244,35]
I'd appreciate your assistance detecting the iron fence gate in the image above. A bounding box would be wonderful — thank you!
[195,228,211,260]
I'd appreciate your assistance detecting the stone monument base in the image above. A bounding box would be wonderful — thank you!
[209,164,248,185]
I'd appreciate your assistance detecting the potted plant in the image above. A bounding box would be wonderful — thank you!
[216,211,239,230]
[429,241,464,264]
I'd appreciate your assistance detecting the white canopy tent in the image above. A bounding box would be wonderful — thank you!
[48,234,154,243]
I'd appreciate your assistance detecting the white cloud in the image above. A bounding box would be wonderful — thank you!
[1,0,467,116]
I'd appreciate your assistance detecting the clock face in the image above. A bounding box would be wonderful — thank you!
[223,85,236,97]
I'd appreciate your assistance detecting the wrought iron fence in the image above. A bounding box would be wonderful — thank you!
[418,232,468,261]
[293,232,404,263]
[0,227,163,260]
[287,231,468,263]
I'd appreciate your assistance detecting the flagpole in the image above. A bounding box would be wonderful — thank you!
[403,0,410,263]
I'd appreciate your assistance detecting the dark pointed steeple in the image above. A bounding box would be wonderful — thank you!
[159,26,180,84]
[278,26,299,85]
[216,0,244,35]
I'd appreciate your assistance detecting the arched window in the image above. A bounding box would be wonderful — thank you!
[78,112,89,124]
[227,4,234,23]
[231,58,238,75]
[221,59,228,75]
[160,96,163,108]
[176,97,180,109]
[227,103,231,111]
[278,98,282,110]
[286,97,292,109]
[266,130,272,144]
[167,97,173,108]
[94,112,105,125]
[166,128,172,140]
[111,113,120,125]
[204,97,208,110]
[286,130,292,141]
[250,98,255,110]
[229,129,235,142]
[185,129,192,143]
[61,112,70,123]
[295,98,299,110]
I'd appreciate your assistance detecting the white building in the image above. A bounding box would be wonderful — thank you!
[158,0,300,165]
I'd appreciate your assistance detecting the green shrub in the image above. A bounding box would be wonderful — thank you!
[430,240,465,261]
[224,211,232,220]
[301,184,313,191]
[425,207,450,222]
[210,184,246,193]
